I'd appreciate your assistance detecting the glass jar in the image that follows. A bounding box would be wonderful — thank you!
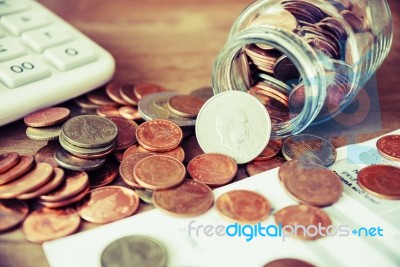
[212,0,393,138]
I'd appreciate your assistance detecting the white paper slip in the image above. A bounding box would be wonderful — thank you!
[43,129,400,267]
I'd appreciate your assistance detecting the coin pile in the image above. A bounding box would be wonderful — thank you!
[24,107,70,140]
[55,115,118,171]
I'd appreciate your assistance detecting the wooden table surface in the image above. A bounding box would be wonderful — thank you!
[0,0,399,266]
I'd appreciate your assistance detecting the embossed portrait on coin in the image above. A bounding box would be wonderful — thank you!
[216,108,249,152]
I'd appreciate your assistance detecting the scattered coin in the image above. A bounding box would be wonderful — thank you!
[96,106,122,118]
[87,162,118,188]
[278,160,342,206]
[134,155,186,190]
[26,125,62,140]
[196,91,271,164]
[246,157,286,176]
[123,143,185,162]
[22,208,81,243]
[376,135,400,161]
[167,95,205,118]
[181,135,204,163]
[100,235,168,267]
[119,84,139,105]
[136,119,183,152]
[107,117,138,151]
[216,190,271,223]
[0,199,29,232]
[153,180,213,217]
[135,188,154,204]
[254,139,283,161]
[282,134,337,167]
[187,153,237,186]
[119,153,155,188]
[74,96,101,109]
[357,165,400,200]
[77,186,139,223]
[118,106,142,120]
[0,152,20,174]
[275,205,332,240]
[54,149,106,171]
[263,258,316,267]
[34,141,61,167]
[105,82,129,105]
[0,155,34,185]
[134,83,167,99]
[38,185,90,209]
[24,107,70,128]
[189,86,214,101]
[87,89,119,106]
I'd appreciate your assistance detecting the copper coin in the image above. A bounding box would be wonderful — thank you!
[189,86,214,101]
[40,170,89,202]
[105,82,129,105]
[118,106,142,120]
[87,89,119,106]
[134,155,186,190]
[136,119,183,152]
[96,106,122,118]
[18,168,65,200]
[22,208,81,243]
[0,199,29,232]
[180,136,204,163]
[275,205,332,241]
[153,179,213,217]
[246,157,286,176]
[187,153,237,186]
[0,155,34,185]
[34,141,61,167]
[0,163,53,199]
[24,107,70,127]
[134,83,167,99]
[77,186,139,223]
[167,95,205,118]
[376,135,400,161]
[38,185,90,209]
[263,258,316,267]
[74,96,100,109]
[54,148,106,171]
[216,190,271,223]
[357,165,400,200]
[123,143,185,162]
[107,117,138,151]
[279,160,342,206]
[112,150,124,163]
[119,153,155,188]
[119,84,139,105]
[87,161,118,189]
[255,139,283,161]
[0,152,20,174]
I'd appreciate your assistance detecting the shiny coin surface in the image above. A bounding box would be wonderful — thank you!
[38,185,90,209]
[275,205,332,240]
[62,115,118,148]
[22,208,81,243]
[77,186,139,223]
[0,155,34,185]
[34,141,61,167]
[74,96,100,109]
[26,125,62,141]
[189,86,214,101]
[123,143,185,162]
[136,119,182,152]
[101,235,168,267]
[119,153,155,188]
[54,149,106,171]
[107,117,138,151]
[216,190,271,223]
[181,136,204,163]
[134,83,167,99]
[167,95,205,118]
[105,82,129,105]
[40,170,89,202]
[153,180,213,217]
[282,134,337,167]
[187,153,237,186]
[196,91,271,164]
[119,84,139,105]
[134,155,186,190]
[118,106,142,120]
[135,188,154,204]
[263,258,316,267]
[376,135,400,161]
[279,160,342,206]
[357,165,400,200]
[246,157,286,176]
[87,162,118,188]
[255,139,283,161]
[0,152,20,174]
[24,107,70,127]
[96,106,122,118]
[18,168,65,200]
[0,199,29,232]
[87,89,118,106]
[0,163,53,199]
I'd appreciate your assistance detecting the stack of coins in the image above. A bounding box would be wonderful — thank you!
[24,107,71,141]
[55,115,118,171]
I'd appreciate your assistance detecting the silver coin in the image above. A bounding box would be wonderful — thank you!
[196,91,271,164]
[101,235,167,267]
[54,148,105,171]
[26,125,62,141]
[138,92,196,127]
[282,134,337,167]
[135,188,154,204]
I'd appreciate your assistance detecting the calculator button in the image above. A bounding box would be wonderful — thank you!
[0,37,26,62]
[0,0,28,16]
[44,41,98,71]
[22,25,73,52]
[0,55,51,88]
[1,10,50,35]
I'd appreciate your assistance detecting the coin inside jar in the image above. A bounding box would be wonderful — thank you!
[167,95,206,118]
[0,199,29,232]
[24,107,70,127]
[376,135,400,161]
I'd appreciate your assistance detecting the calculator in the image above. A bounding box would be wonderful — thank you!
[0,0,115,127]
